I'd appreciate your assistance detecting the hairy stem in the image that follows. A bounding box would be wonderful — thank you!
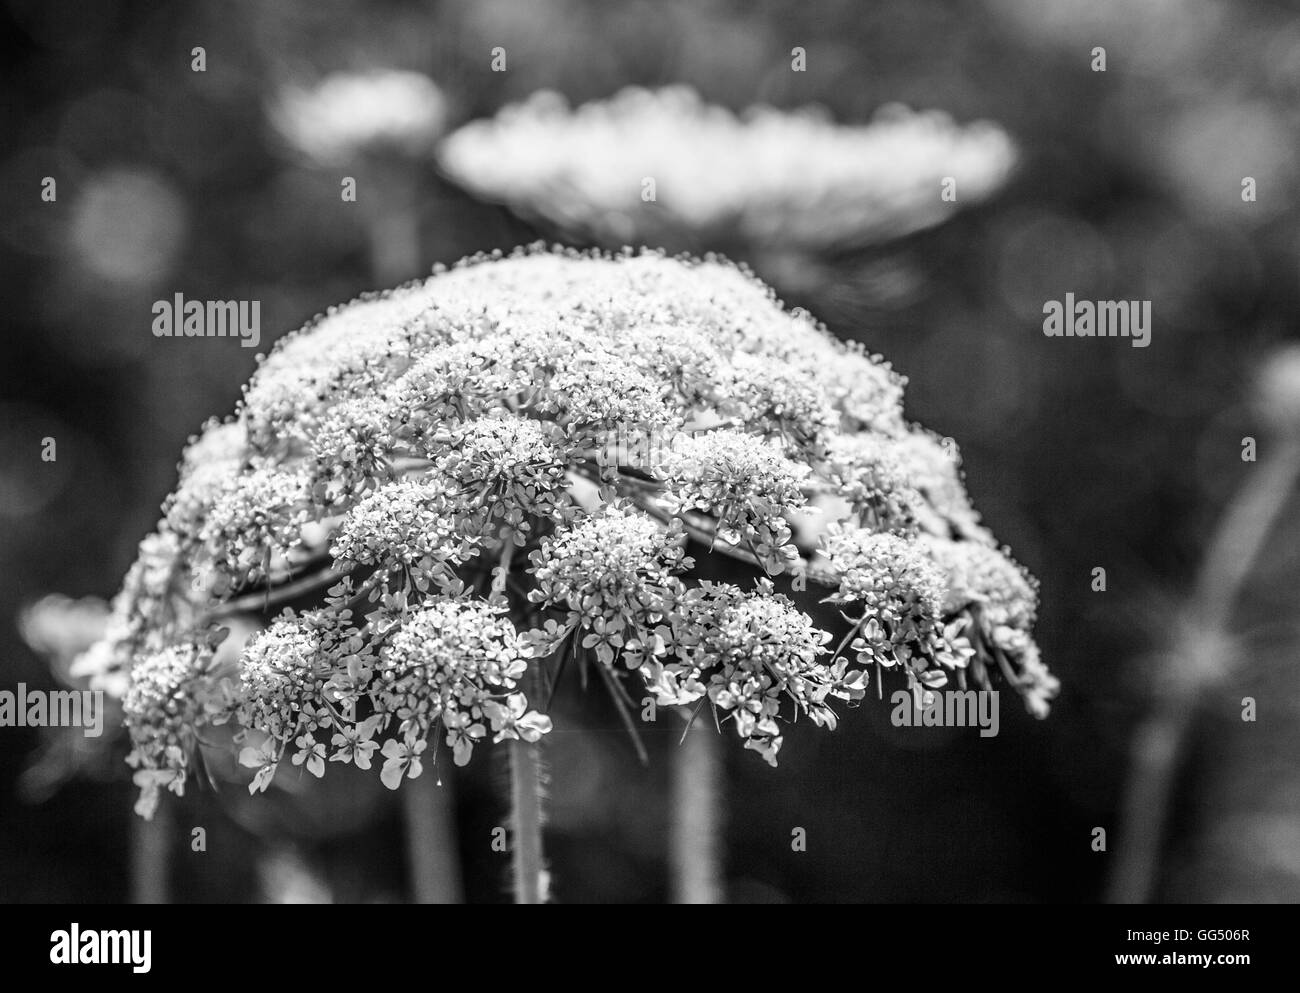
[508,736,547,904]
[670,710,724,903]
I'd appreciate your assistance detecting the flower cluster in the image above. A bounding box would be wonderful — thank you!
[920,536,1057,715]
[373,599,549,774]
[438,87,1017,254]
[641,580,846,766]
[528,502,692,666]
[819,524,975,703]
[123,642,219,818]
[84,246,1053,817]
[660,429,809,574]
[435,415,570,536]
[329,477,480,589]
[200,466,313,588]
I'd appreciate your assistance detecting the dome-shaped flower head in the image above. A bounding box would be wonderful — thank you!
[271,69,448,165]
[438,87,1016,256]
[90,244,1052,820]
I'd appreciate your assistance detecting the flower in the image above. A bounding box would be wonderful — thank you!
[439,87,1016,255]
[380,737,426,789]
[660,429,809,574]
[291,733,327,778]
[435,415,571,535]
[199,466,313,586]
[235,614,334,744]
[122,642,217,817]
[641,580,837,766]
[270,70,448,165]
[528,501,691,665]
[920,536,1038,631]
[371,598,545,769]
[484,693,554,744]
[329,477,481,588]
[330,717,382,770]
[92,245,1051,817]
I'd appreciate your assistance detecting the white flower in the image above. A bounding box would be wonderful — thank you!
[93,245,1051,809]
[439,87,1016,253]
[271,70,448,165]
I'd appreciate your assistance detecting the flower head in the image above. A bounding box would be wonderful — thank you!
[271,70,448,165]
[93,246,1051,816]
[439,87,1016,254]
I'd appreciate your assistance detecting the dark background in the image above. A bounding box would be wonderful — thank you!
[2,0,1298,903]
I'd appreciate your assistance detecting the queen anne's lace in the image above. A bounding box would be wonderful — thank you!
[438,87,1016,253]
[270,70,448,165]
[80,246,1054,817]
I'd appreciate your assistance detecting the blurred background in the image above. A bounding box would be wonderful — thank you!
[2,0,1299,903]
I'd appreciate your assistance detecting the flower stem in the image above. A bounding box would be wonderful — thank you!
[402,771,464,904]
[1107,438,1300,903]
[508,736,547,904]
[130,802,172,904]
[670,712,724,903]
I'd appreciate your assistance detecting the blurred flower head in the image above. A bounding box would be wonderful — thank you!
[439,86,1017,254]
[19,594,110,684]
[270,69,448,165]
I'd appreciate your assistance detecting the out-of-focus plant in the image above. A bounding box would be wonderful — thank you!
[271,69,449,286]
[438,86,1016,286]
[1108,345,1300,903]
[271,69,448,168]
[78,246,1055,903]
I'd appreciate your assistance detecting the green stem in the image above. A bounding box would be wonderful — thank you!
[670,710,724,903]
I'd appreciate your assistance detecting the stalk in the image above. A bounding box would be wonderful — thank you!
[508,735,547,904]
[129,802,172,904]
[1107,438,1300,903]
[402,771,463,903]
[670,710,724,903]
